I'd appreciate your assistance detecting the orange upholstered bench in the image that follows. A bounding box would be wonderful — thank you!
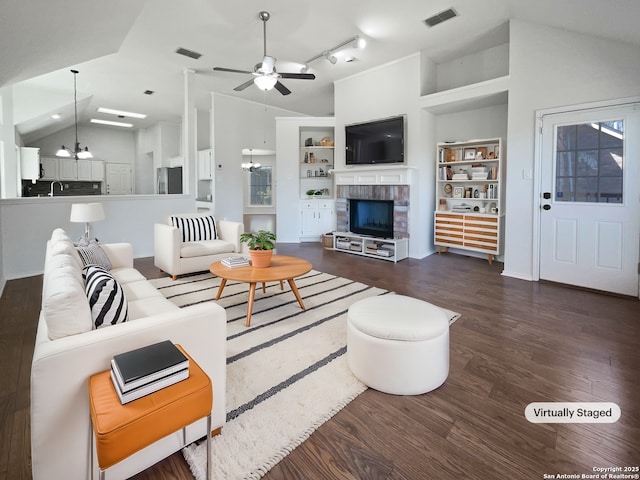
[88,345,212,480]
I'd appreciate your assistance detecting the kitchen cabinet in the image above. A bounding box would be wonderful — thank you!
[91,160,104,181]
[40,157,58,180]
[20,147,40,180]
[66,159,105,181]
[77,159,92,180]
[59,158,78,181]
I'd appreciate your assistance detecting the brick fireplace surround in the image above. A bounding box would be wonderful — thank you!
[335,184,410,239]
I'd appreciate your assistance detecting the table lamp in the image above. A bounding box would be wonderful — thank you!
[70,203,105,241]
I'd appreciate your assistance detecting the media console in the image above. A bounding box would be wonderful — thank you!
[332,232,408,263]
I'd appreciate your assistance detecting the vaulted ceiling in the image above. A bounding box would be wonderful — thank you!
[2,0,639,143]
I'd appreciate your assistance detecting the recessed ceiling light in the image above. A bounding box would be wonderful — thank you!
[144,90,154,95]
[97,107,147,119]
[51,113,61,119]
[90,119,133,128]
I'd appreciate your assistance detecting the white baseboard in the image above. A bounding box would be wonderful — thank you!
[501,270,534,281]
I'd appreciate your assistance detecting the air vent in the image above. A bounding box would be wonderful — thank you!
[175,47,202,60]
[423,8,458,28]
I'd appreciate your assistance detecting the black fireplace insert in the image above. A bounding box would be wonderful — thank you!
[349,199,394,238]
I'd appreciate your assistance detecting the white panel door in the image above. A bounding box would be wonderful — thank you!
[540,104,640,296]
[105,164,132,195]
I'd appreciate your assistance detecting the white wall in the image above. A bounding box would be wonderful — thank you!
[436,43,509,92]
[334,53,432,259]
[31,124,136,164]
[0,195,195,279]
[503,19,640,280]
[212,93,303,224]
[0,87,19,198]
[435,104,508,144]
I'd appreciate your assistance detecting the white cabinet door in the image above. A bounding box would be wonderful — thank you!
[77,159,92,180]
[59,158,77,180]
[301,208,318,236]
[40,158,57,180]
[198,150,213,179]
[317,206,334,235]
[91,161,104,181]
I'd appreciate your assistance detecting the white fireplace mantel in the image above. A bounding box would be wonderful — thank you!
[333,165,415,186]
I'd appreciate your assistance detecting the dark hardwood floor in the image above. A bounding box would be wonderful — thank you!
[1,243,639,479]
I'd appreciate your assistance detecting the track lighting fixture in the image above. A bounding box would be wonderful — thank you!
[300,35,366,72]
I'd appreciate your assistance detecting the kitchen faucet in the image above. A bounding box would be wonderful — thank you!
[49,181,63,197]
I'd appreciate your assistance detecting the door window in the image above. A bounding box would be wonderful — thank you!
[555,120,623,203]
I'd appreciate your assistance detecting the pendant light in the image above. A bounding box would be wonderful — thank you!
[56,69,93,159]
[241,149,261,171]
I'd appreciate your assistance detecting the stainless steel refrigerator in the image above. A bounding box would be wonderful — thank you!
[157,167,183,194]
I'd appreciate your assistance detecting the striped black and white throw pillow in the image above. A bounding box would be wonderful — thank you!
[170,215,218,242]
[83,265,128,329]
[76,242,112,270]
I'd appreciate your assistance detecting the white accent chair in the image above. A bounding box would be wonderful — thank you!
[347,295,449,395]
[154,213,245,280]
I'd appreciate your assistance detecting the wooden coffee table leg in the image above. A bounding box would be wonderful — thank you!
[246,282,257,327]
[215,278,227,301]
[287,278,306,310]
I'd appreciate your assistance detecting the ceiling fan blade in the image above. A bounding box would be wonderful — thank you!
[278,72,316,80]
[214,67,253,75]
[261,55,276,74]
[274,81,291,96]
[234,79,256,91]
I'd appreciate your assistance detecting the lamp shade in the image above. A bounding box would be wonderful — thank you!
[70,203,105,223]
[56,146,71,157]
[77,147,93,159]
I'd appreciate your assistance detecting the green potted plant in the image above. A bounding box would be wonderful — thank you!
[240,230,276,267]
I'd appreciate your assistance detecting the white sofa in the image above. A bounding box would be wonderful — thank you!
[154,213,245,280]
[30,229,227,480]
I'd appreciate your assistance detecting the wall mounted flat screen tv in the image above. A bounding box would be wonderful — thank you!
[345,116,404,165]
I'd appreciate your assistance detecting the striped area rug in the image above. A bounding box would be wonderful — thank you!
[149,270,458,480]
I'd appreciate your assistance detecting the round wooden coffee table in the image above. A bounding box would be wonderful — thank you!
[210,255,312,327]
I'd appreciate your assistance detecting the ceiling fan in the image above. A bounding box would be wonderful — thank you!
[213,11,315,96]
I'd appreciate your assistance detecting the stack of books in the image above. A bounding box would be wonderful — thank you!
[452,173,468,180]
[452,204,473,213]
[221,256,250,268]
[110,340,190,404]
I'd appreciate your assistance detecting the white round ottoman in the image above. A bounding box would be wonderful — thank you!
[347,295,449,395]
